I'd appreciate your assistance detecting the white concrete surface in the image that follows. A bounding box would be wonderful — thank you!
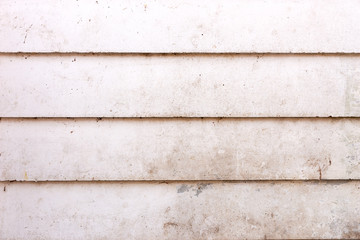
[1,118,360,181]
[1,181,360,239]
[0,0,359,53]
[1,0,360,239]
[1,54,359,117]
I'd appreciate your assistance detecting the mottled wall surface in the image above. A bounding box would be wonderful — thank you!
[0,0,360,239]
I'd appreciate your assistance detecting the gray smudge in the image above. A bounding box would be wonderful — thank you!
[177,184,190,193]
[195,183,211,197]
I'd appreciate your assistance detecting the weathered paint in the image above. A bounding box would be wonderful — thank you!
[1,54,359,117]
[1,118,359,180]
[1,181,360,239]
[0,0,359,53]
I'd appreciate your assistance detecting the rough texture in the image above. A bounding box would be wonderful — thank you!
[0,0,360,53]
[0,118,359,181]
[1,54,359,117]
[1,0,360,239]
[1,181,360,240]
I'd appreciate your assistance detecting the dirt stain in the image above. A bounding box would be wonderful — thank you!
[177,184,190,193]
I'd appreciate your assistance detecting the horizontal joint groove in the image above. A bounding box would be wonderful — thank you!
[1,52,360,57]
[1,179,358,184]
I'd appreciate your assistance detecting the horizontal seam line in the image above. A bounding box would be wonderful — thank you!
[1,117,360,120]
[1,180,358,183]
[1,52,360,56]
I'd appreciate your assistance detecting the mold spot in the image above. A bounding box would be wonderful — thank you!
[177,184,190,193]
[194,183,211,197]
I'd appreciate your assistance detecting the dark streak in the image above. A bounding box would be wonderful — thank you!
[163,222,178,228]
[318,166,322,180]
[1,53,360,56]
[195,183,211,197]
[1,180,358,184]
[23,24,33,44]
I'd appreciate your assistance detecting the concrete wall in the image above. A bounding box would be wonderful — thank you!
[1,0,360,239]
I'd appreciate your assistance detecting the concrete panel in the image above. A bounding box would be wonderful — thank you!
[0,0,359,53]
[1,118,359,180]
[1,181,360,239]
[1,54,359,117]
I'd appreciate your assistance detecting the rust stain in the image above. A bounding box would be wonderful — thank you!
[163,222,178,228]
[305,156,331,180]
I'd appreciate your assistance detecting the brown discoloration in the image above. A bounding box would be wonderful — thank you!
[163,221,191,237]
[305,155,331,180]
[318,166,322,180]
[163,222,178,228]
[343,230,360,239]
[147,164,158,175]
[342,223,360,239]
